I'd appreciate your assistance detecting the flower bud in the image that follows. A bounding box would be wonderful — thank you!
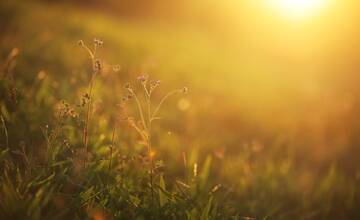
[181,86,188,94]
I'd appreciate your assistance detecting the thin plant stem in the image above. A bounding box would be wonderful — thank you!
[93,44,97,58]
[79,41,99,168]
[146,93,155,205]
[1,115,9,150]
[83,71,97,168]
[130,90,148,131]
[125,78,185,208]
[80,44,94,60]
[151,89,180,119]
[107,124,116,187]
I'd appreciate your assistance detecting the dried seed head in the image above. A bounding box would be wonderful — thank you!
[94,59,101,71]
[81,93,90,106]
[151,80,161,87]
[77,40,84,47]
[80,99,86,107]
[181,86,188,94]
[83,93,90,99]
[137,74,148,83]
[112,64,121,72]
[93,38,103,47]
[69,109,78,118]
[124,83,131,90]
[63,139,71,148]
[150,80,161,92]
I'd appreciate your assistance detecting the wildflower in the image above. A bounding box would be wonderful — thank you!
[69,109,77,118]
[93,38,103,47]
[112,64,121,72]
[137,74,148,83]
[77,40,84,47]
[94,59,101,71]
[63,139,71,149]
[151,80,161,87]
[181,86,188,94]
[81,93,90,106]
[150,80,161,92]
[83,93,90,99]
[124,83,131,90]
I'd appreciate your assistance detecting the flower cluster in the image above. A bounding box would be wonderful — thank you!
[181,86,188,94]
[77,40,85,47]
[93,59,101,72]
[137,74,148,84]
[80,93,90,107]
[112,64,121,72]
[150,80,161,92]
[93,38,103,47]
[57,100,78,119]
[121,94,133,102]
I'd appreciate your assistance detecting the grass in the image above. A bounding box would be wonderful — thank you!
[0,37,221,219]
[1,0,360,219]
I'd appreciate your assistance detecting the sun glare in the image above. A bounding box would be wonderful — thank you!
[269,0,325,18]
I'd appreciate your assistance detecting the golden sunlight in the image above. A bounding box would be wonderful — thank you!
[268,0,325,18]
[2,0,360,219]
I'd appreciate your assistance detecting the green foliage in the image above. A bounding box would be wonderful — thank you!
[0,37,228,220]
[158,174,168,207]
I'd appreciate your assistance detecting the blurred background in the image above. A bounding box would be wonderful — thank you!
[1,0,360,218]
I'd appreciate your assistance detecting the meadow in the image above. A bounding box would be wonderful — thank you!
[1,0,360,219]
